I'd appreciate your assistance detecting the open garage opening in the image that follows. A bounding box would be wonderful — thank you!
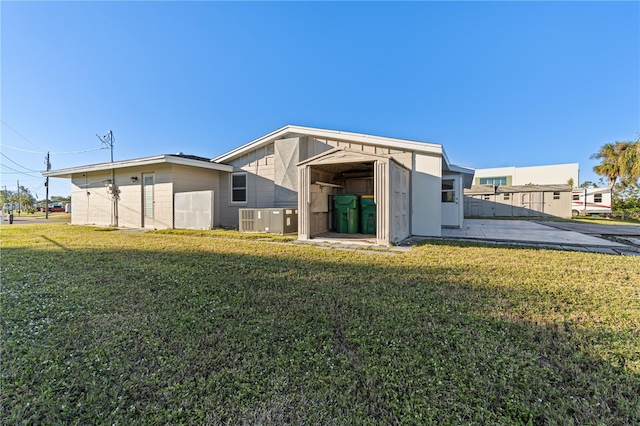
[308,161,377,243]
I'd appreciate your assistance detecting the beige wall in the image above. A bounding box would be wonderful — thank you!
[464,191,572,218]
[70,164,221,229]
[412,153,442,237]
[219,135,417,229]
[71,170,113,226]
[172,165,221,227]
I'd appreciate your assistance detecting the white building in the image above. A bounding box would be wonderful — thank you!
[472,163,579,187]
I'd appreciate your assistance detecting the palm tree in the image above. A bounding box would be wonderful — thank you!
[621,139,640,185]
[591,139,640,189]
[591,142,622,189]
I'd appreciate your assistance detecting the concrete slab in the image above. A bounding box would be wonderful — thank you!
[445,219,628,248]
[535,221,640,236]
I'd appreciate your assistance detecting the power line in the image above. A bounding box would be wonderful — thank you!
[1,120,45,151]
[0,163,42,178]
[0,143,44,154]
[51,147,108,155]
[0,142,108,155]
[1,152,41,172]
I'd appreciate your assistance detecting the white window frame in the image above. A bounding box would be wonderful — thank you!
[441,179,455,203]
[230,172,248,204]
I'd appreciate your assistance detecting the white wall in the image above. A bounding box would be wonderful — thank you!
[474,164,579,186]
[412,153,442,237]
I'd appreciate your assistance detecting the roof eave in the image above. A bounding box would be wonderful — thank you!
[43,155,233,178]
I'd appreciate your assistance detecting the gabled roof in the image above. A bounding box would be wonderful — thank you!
[211,125,446,163]
[43,154,233,178]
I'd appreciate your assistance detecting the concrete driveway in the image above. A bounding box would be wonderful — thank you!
[438,219,639,255]
[534,220,640,237]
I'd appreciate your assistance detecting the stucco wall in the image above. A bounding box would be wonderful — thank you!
[172,165,221,226]
[71,170,113,226]
[70,164,174,229]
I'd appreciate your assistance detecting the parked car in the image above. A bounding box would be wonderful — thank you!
[41,203,65,212]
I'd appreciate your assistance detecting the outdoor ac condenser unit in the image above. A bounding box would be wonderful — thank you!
[238,208,298,234]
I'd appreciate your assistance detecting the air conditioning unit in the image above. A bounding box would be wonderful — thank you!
[238,208,298,234]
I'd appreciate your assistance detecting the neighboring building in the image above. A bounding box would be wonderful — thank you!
[472,163,579,187]
[464,163,579,218]
[465,184,573,218]
[44,125,473,246]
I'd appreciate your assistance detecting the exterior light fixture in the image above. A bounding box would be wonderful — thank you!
[130,176,138,183]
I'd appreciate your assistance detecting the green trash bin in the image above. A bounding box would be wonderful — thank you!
[334,194,360,234]
[360,195,376,234]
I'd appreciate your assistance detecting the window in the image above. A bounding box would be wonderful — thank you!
[503,193,510,201]
[594,193,602,203]
[483,195,491,200]
[572,194,580,201]
[553,192,560,200]
[479,177,507,186]
[441,179,455,203]
[231,173,247,203]
[143,173,154,219]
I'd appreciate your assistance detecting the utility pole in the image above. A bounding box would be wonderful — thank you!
[97,130,114,163]
[45,152,51,219]
[17,180,20,216]
[97,130,117,226]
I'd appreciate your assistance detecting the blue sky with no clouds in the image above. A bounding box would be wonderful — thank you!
[1,1,638,197]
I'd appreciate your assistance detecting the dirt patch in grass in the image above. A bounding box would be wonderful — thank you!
[2,224,639,424]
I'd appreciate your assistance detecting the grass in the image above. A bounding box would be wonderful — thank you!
[1,224,639,424]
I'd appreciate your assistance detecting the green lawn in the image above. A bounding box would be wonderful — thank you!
[2,224,639,424]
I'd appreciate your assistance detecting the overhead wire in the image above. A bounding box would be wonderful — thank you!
[1,152,41,172]
[1,121,109,154]
[0,163,43,178]
[0,142,108,155]
[1,120,45,152]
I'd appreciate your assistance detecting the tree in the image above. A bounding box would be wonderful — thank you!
[591,142,623,189]
[620,139,640,186]
[579,181,598,188]
[567,178,575,188]
[1,186,36,212]
[591,139,640,189]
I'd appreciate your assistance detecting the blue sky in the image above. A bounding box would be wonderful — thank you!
[2,1,638,198]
